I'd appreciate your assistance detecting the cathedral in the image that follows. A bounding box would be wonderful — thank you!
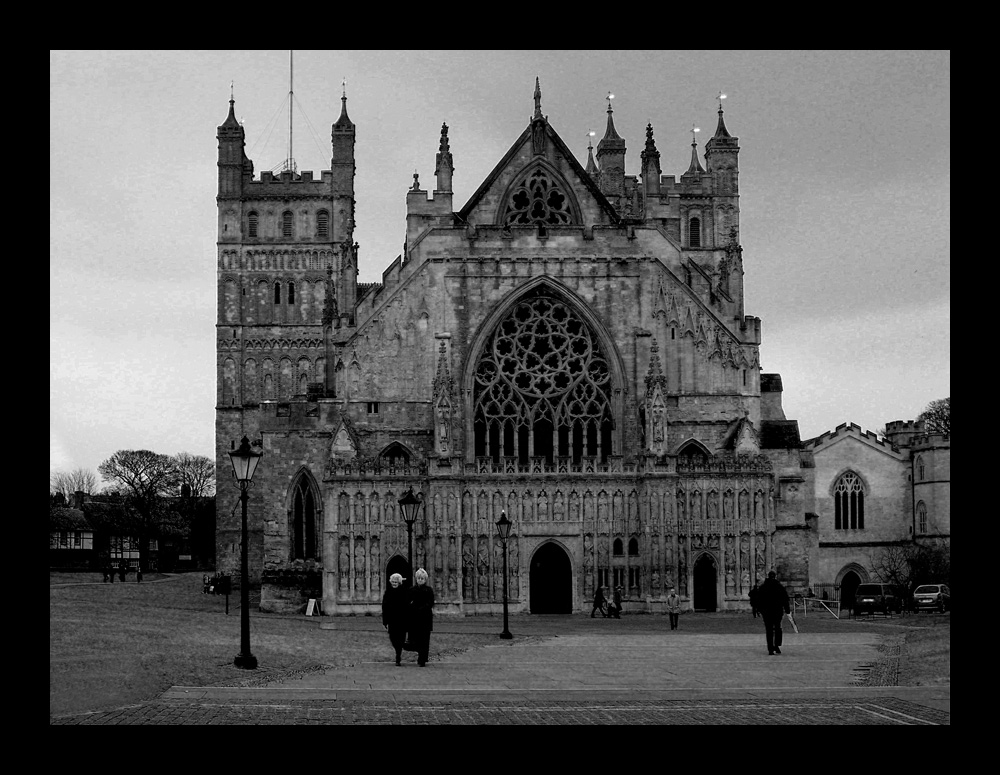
[215,80,949,615]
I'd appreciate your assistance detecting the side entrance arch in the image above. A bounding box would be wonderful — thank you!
[839,568,864,614]
[693,553,718,611]
[529,542,572,614]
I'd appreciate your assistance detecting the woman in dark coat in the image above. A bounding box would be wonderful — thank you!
[407,568,435,667]
[381,572,409,666]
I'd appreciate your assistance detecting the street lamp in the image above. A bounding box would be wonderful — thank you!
[496,511,513,639]
[229,435,264,670]
[398,487,421,583]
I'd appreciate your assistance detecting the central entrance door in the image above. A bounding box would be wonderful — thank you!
[693,553,718,611]
[529,542,572,613]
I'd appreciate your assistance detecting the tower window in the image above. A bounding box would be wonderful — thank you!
[917,456,925,481]
[628,537,639,556]
[282,210,293,238]
[367,402,380,414]
[317,210,329,239]
[689,217,701,247]
[274,282,281,304]
[917,501,927,534]
[613,538,624,556]
[248,211,258,238]
[288,281,295,304]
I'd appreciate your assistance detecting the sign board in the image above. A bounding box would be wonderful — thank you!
[305,598,323,616]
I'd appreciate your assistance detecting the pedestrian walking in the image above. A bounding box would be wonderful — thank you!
[407,568,435,667]
[381,573,408,666]
[749,582,760,618]
[102,566,109,583]
[203,574,210,594]
[665,587,681,629]
[611,585,623,619]
[136,566,143,583]
[119,564,127,583]
[758,571,790,655]
[109,564,115,583]
[591,586,608,618]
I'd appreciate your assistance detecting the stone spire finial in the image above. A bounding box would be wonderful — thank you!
[686,126,705,173]
[585,130,598,175]
[533,77,543,120]
[714,91,732,138]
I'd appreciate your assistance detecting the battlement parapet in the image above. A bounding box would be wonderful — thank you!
[804,422,894,450]
[245,169,334,197]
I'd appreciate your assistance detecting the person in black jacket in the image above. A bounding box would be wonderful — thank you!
[758,571,790,655]
[591,586,608,618]
[382,573,409,666]
[749,583,760,618]
[611,586,623,619]
[407,568,435,667]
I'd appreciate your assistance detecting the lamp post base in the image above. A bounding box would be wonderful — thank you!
[234,653,258,670]
[500,630,513,640]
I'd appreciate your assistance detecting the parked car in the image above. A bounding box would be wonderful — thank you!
[913,584,951,613]
[853,583,902,616]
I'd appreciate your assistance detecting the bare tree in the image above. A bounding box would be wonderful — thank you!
[98,450,179,568]
[171,452,216,497]
[917,397,950,434]
[869,544,916,591]
[50,467,99,501]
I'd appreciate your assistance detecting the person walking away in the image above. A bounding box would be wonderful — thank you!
[749,583,760,618]
[103,566,109,583]
[665,587,681,629]
[136,565,143,583]
[591,586,608,618]
[758,571,790,655]
[611,585,623,619]
[407,568,435,667]
[382,573,409,666]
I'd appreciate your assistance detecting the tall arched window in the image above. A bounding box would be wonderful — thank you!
[628,537,639,556]
[274,282,281,304]
[287,281,295,304]
[689,217,701,247]
[317,210,329,239]
[613,538,624,556]
[291,476,317,560]
[917,501,928,534]
[834,472,865,530]
[473,289,615,466]
[248,211,258,238]
[917,455,925,480]
[282,210,293,238]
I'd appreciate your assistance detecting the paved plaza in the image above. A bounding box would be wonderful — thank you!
[52,613,950,725]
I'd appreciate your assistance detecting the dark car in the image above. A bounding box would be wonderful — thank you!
[913,584,950,613]
[853,583,902,616]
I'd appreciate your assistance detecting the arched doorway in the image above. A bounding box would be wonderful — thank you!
[693,553,718,611]
[529,542,572,613]
[385,554,412,590]
[840,570,862,614]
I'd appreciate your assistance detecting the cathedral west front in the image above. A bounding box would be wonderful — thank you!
[215,80,949,615]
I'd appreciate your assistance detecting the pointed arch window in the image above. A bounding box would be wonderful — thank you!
[248,211,259,238]
[916,501,927,534]
[473,289,614,467]
[689,217,701,247]
[282,210,293,238]
[317,210,329,239]
[613,538,624,556]
[916,455,925,481]
[501,167,574,227]
[287,281,295,304]
[274,282,281,304]
[628,537,639,556]
[834,472,865,530]
[291,476,318,560]
[378,443,411,468]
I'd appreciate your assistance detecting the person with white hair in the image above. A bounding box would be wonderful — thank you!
[407,568,435,666]
[381,572,408,666]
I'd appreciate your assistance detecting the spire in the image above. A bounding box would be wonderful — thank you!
[585,131,598,176]
[641,122,660,174]
[645,338,666,386]
[435,122,453,192]
[221,91,241,130]
[714,91,731,138]
[598,91,625,149]
[686,126,705,174]
[334,81,354,131]
[533,76,543,120]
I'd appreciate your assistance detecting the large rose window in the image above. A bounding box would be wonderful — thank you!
[474,291,614,464]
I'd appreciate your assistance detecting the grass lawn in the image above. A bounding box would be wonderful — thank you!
[51,571,949,716]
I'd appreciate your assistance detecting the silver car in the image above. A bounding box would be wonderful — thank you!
[913,584,951,613]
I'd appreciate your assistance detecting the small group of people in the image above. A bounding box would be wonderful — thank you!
[103,564,141,583]
[590,585,625,619]
[381,568,435,667]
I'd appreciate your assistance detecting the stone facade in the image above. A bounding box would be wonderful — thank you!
[214,82,948,615]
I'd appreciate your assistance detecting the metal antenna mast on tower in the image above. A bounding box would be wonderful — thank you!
[287,50,294,173]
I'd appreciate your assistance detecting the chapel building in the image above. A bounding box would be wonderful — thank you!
[215,81,948,615]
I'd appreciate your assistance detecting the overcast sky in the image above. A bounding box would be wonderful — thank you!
[50,50,950,486]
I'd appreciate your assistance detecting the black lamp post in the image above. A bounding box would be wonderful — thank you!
[496,511,513,639]
[229,435,263,670]
[398,487,421,582]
